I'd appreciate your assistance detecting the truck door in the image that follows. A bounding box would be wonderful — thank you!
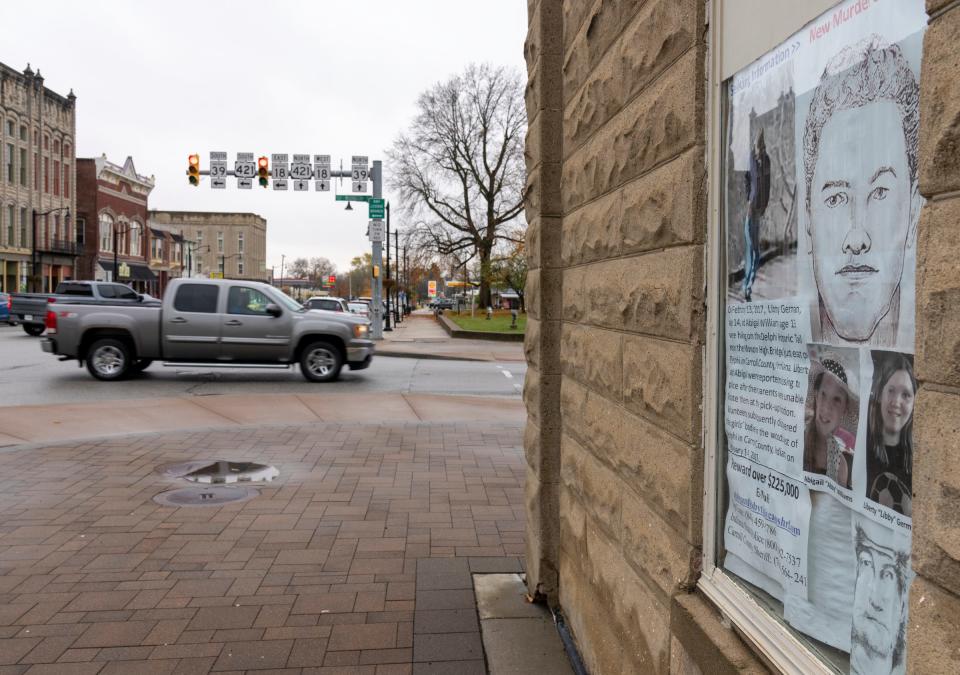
[219,285,292,362]
[164,283,222,360]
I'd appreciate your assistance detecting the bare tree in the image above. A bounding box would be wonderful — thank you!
[308,257,336,286]
[288,258,310,279]
[492,243,528,313]
[387,63,527,307]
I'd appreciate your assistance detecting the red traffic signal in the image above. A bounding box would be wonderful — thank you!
[257,156,269,187]
[188,154,200,186]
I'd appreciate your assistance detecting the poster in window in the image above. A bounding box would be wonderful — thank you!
[721,1,925,672]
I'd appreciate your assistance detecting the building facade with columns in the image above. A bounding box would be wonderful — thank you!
[148,210,268,283]
[0,62,77,293]
[75,155,156,291]
[523,1,960,673]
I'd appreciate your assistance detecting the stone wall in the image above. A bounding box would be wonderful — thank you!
[909,1,960,672]
[523,1,759,672]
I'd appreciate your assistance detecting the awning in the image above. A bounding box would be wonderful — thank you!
[99,260,158,281]
[150,228,168,239]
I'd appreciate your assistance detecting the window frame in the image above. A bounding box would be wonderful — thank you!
[698,3,834,673]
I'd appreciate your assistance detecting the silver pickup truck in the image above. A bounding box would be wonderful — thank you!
[41,278,374,382]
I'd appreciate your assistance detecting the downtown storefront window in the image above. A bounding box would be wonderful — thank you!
[703,1,926,673]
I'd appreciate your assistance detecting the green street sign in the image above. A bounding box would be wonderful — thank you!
[335,195,373,202]
[368,198,386,219]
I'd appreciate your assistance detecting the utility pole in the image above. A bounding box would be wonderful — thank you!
[370,161,384,340]
[384,202,392,331]
[393,229,401,324]
[279,254,286,288]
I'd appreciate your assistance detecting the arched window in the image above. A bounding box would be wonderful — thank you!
[129,222,141,257]
[117,219,128,255]
[99,213,114,252]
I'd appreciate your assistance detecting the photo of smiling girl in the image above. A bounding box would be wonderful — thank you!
[803,346,860,490]
[865,351,915,516]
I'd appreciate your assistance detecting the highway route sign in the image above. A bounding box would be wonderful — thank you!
[352,181,366,192]
[351,155,368,192]
[314,155,330,191]
[294,180,309,191]
[235,152,255,189]
[290,154,312,179]
[210,151,227,189]
[271,153,289,191]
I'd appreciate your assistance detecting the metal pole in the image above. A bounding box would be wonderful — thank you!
[402,245,407,313]
[393,229,400,323]
[279,254,285,288]
[113,223,118,284]
[370,160,384,340]
[384,202,392,331]
[31,211,37,292]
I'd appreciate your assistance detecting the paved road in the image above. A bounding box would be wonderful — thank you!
[0,324,526,406]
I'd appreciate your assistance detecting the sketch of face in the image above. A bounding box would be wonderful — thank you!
[809,101,915,342]
[815,374,848,438]
[852,540,906,662]
[880,369,915,439]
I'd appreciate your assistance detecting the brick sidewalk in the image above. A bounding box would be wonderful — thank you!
[0,421,526,674]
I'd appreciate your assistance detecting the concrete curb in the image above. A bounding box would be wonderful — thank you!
[436,312,526,342]
[376,348,490,362]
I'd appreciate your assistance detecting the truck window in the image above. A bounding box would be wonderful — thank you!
[98,285,115,298]
[57,283,93,296]
[174,284,220,313]
[227,287,272,315]
[111,285,139,300]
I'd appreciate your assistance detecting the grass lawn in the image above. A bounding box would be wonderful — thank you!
[446,310,526,333]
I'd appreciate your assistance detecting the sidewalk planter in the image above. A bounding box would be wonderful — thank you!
[436,312,525,342]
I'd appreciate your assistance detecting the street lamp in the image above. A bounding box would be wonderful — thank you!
[31,206,71,292]
[384,202,392,331]
[220,252,243,278]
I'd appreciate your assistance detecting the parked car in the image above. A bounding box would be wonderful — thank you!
[348,301,370,317]
[11,281,155,336]
[305,296,349,312]
[41,278,374,382]
[431,298,456,310]
[0,292,14,325]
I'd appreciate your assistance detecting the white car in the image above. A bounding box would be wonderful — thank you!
[348,301,370,317]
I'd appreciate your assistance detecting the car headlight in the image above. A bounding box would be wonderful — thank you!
[353,324,369,338]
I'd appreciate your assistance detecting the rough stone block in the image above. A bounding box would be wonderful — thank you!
[586,525,672,673]
[524,416,542,474]
[563,0,598,54]
[562,50,701,212]
[524,317,541,369]
[919,8,960,196]
[525,216,541,271]
[619,0,699,104]
[525,466,560,601]
[916,199,960,389]
[621,147,705,255]
[561,323,623,402]
[622,333,701,444]
[523,366,541,424]
[561,439,622,536]
[526,269,541,321]
[908,576,960,675]
[559,477,587,559]
[615,407,700,537]
[564,47,625,152]
[913,388,960,597]
[670,593,769,675]
[560,377,620,469]
[620,487,697,597]
[561,189,623,266]
[562,266,587,322]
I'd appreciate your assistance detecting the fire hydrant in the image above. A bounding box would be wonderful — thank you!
[486,306,493,320]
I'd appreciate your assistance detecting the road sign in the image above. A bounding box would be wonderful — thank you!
[368,219,385,242]
[235,152,255,189]
[368,198,385,219]
[290,154,312,179]
[271,153,289,190]
[351,155,368,192]
[210,151,227,189]
[294,180,309,191]
[209,272,224,279]
[335,195,373,202]
[314,155,330,192]
[428,280,437,298]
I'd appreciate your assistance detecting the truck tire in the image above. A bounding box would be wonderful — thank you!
[299,340,343,382]
[23,324,44,336]
[86,338,132,381]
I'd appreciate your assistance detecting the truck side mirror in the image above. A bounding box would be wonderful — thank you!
[265,303,282,318]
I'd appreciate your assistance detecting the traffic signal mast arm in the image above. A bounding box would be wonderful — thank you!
[185,169,357,178]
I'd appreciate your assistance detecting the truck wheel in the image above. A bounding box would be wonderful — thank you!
[130,359,153,374]
[299,340,343,382]
[86,338,131,381]
[23,324,44,336]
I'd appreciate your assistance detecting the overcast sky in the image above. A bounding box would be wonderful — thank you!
[6,0,528,275]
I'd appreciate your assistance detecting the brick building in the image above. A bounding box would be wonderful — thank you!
[0,62,77,292]
[148,210,268,283]
[524,1,960,673]
[75,154,156,291]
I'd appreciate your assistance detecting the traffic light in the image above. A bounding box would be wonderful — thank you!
[188,154,200,186]
[372,265,380,278]
[257,156,269,187]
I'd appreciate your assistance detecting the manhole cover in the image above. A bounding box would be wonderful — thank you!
[153,486,259,507]
[158,460,278,484]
